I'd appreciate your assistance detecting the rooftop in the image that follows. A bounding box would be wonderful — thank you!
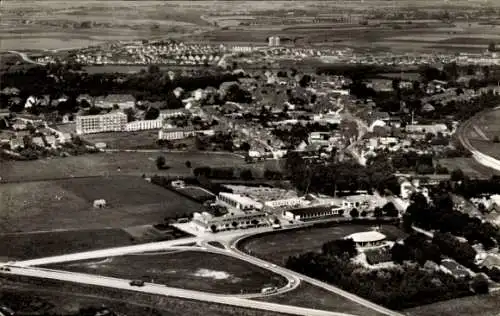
[345,231,386,243]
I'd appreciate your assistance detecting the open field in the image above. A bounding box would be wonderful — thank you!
[0,276,289,316]
[257,281,386,316]
[0,151,244,182]
[239,224,406,265]
[0,175,202,233]
[438,158,500,179]
[404,291,500,316]
[0,228,134,261]
[48,250,287,294]
[82,130,161,149]
[2,1,500,52]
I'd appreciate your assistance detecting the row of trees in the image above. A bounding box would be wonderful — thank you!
[285,152,401,196]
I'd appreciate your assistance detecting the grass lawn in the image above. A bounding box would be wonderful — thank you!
[239,224,406,265]
[0,151,244,182]
[0,175,202,233]
[47,250,287,295]
[0,276,288,316]
[257,281,387,316]
[82,130,161,150]
[438,158,499,179]
[0,228,134,261]
[404,292,500,316]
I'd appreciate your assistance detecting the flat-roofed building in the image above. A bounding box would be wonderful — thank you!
[221,185,304,209]
[217,192,263,211]
[76,112,127,135]
[344,231,389,250]
[283,205,345,221]
[125,119,163,131]
[191,209,269,232]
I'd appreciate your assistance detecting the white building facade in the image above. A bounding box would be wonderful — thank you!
[76,112,127,135]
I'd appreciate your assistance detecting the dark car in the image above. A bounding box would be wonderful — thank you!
[129,280,145,287]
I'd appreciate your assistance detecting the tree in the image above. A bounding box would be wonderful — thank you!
[240,142,251,152]
[210,224,218,233]
[156,155,166,170]
[450,168,465,182]
[322,239,357,258]
[240,169,253,181]
[148,65,161,74]
[350,208,359,218]
[231,221,238,228]
[494,136,500,143]
[360,210,367,217]
[374,207,383,218]
[251,219,259,226]
[488,42,496,53]
[382,202,399,217]
[123,108,135,122]
[145,107,160,120]
[471,275,489,294]
[185,160,192,168]
[391,243,408,264]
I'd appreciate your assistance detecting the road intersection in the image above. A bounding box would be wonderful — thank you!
[1,226,405,316]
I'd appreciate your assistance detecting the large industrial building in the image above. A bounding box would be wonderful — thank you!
[221,185,304,209]
[191,191,270,232]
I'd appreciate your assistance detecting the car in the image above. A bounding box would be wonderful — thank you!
[0,267,11,272]
[129,280,145,287]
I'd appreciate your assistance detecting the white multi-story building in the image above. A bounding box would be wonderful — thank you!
[125,119,163,132]
[158,127,215,141]
[268,36,280,47]
[76,112,127,135]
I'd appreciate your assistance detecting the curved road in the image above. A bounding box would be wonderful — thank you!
[456,106,500,172]
[8,51,46,65]
[5,226,404,316]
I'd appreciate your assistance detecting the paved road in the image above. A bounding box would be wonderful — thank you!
[5,226,404,316]
[228,235,405,316]
[8,51,45,65]
[1,266,357,316]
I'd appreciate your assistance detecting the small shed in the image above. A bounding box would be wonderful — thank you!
[93,199,107,208]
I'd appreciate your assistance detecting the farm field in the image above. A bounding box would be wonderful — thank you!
[0,228,134,261]
[0,175,202,233]
[0,276,289,316]
[257,281,386,316]
[404,291,500,316]
[0,151,244,182]
[239,224,406,265]
[2,1,500,52]
[48,250,287,294]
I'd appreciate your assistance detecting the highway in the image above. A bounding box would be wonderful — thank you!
[1,266,356,316]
